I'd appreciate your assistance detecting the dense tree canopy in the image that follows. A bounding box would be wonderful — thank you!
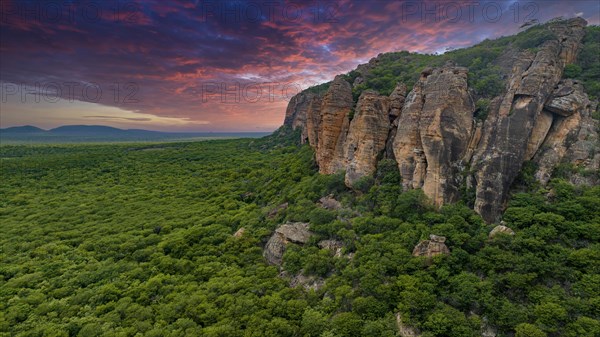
[1,129,599,336]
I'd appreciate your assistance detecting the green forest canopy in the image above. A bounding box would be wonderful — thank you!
[1,130,599,336]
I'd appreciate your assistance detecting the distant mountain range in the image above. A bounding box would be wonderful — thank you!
[0,125,271,143]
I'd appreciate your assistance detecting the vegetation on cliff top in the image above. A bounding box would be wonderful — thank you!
[306,22,599,118]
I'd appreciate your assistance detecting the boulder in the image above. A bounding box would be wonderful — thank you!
[489,225,515,238]
[264,232,286,265]
[233,227,245,238]
[544,79,589,117]
[412,234,450,257]
[264,222,312,265]
[318,195,343,210]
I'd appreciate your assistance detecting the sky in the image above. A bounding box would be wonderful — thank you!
[1,0,599,132]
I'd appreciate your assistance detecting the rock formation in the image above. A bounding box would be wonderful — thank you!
[289,273,325,291]
[472,18,588,222]
[316,75,354,174]
[489,225,516,239]
[267,202,288,219]
[345,90,391,186]
[283,92,317,144]
[318,195,343,210]
[533,80,598,185]
[412,235,450,258]
[282,18,597,223]
[233,227,246,238]
[318,239,344,257]
[264,222,312,265]
[393,62,474,206]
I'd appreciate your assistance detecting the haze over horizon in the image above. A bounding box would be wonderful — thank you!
[1,0,598,132]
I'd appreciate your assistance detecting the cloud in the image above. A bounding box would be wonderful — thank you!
[84,115,152,122]
[1,0,598,130]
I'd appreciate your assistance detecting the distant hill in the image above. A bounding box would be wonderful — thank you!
[0,125,271,143]
[1,125,46,133]
[50,125,131,134]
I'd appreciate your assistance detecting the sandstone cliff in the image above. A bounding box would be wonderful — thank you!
[315,75,354,174]
[283,18,597,223]
[345,90,391,187]
[393,63,474,206]
[472,17,588,222]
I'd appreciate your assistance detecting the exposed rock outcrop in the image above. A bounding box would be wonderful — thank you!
[283,92,316,143]
[305,96,323,148]
[472,18,587,223]
[534,80,598,185]
[393,62,475,206]
[289,273,325,291]
[412,235,450,258]
[389,83,407,121]
[318,239,344,257]
[318,195,343,210]
[233,227,246,238]
[545,79,589,117]
[264,222,312,265]
[481,317,498,337]
[316,76,354,174]
[489,225,515,238]
[385,83,408,159]
[345,90,391,187]
[282,18,595,223]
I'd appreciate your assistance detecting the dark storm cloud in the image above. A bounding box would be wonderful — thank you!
[1,0,598,130]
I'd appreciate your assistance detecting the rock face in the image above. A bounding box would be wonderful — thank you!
[345,90,391,187]
[533,80,598,185]
[305,96,323,148]
[283,18,597,223]
[393,62,474,206]
[412,235,450,258]
[389,83,407,121]
[316,76,354,174]
[472,18,588,222]
[264,222,312,265]
[386,83,408,158]
[283,92,316,143]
